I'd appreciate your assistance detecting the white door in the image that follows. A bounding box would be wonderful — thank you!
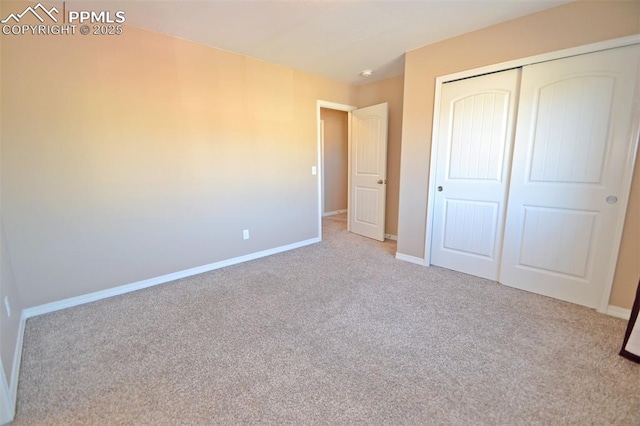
[500,45,640,308]
[350,103,388,241]
[430,69,521,280]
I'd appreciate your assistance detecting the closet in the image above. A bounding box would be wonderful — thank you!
[429,44,640,309]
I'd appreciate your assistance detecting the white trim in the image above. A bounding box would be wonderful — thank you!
[323,209,347,217]
[597,46,640,313]
[2,311,26,424]
[347,112,353,233]
[384,234,398,241]
[0,360,12,425]
[8,313,26,413]
[423,73,444,267]
[434,35,640,85]
[317,101,357,239]
[320,120,325,218]
[23,237,320,319]
[5,237,319,421]
[317,100,357,112]
[605,305,632,320]
[425,35,640,307]
[395,252,426,266]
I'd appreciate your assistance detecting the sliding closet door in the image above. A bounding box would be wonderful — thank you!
[430,69,520,280]
[500,45,640,308]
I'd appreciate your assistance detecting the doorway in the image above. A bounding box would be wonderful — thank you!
[316,101,356,240]
[321,108,349,218]
[316,101,390,242]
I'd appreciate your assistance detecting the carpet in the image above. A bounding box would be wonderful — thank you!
[13,214,640,424]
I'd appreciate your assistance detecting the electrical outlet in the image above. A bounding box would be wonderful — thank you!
[3,296,10,318]
[243,229,250,240]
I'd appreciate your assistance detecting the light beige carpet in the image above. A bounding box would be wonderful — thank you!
[13,214,640,424]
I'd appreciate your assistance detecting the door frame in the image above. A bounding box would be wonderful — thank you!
[316,100,357,240]
[424,34,640,314]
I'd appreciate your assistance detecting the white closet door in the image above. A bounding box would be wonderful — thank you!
[500,45,640,308]
[430,69,520,280]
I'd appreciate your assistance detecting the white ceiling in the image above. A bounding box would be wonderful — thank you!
[93,0,572,85]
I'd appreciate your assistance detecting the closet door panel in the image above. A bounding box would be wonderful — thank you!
[500,45,640,308]
[430,69,520,280]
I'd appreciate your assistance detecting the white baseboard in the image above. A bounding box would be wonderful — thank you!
[8,312,26,416]
[24,237,321,319]
[12,235,626,424]
[0,361,12,425]
[5,237,314,422]
[323,209,347,217]
[395,252,426,266]
[384,234,398,241]
[392,259,631,320]
[0,309,25,425]
[605,305,632,320]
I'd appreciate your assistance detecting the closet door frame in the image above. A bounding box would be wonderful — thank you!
[425,34,640,314]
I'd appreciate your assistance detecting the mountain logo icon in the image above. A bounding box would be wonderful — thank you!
[1,3,59,24]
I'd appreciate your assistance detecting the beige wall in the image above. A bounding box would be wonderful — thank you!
[0,29,25,406]
[356,76,404,237]
[320,108,348,214]
[396,1,640,309]
[610,164,640,307]
[1,24,355,309]
[1,120,24,407]
[0,212,22,394]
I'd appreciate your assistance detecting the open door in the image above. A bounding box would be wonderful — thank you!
[349,103,388,241]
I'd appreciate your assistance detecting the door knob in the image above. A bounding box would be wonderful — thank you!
[437,186,443,192]
[377,179,386,184]
[606,195,618,204]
